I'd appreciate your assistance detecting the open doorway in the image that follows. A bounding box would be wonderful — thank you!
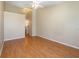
[25,8,32,36]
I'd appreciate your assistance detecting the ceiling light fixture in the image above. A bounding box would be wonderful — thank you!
[32,0,43,9]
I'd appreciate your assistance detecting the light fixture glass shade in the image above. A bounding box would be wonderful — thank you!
[32,0,43,9]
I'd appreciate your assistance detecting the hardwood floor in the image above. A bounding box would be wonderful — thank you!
[1,35,79,58]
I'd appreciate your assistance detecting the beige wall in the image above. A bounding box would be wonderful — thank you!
[36,2,79,49]
[4,3,24,14]
[4,12,25,41]
[0,1,4,55]
[32,9,36,36]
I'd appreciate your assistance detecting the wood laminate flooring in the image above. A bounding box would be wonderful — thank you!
[1,35,79,58]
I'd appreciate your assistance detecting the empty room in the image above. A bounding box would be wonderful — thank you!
[0,0,79,58]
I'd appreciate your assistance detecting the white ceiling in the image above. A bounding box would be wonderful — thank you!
[39,1,63,8]
[5,1,63,8]
[5,1,33,8]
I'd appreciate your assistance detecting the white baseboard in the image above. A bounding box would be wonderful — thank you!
[4,36,25,41]
[37,35,79,49]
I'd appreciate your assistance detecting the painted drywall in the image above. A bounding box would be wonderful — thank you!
[0,1,4,55]
[4,11,25,41]
[32,9,36,36]
[36,2,79,49]
[4,3,24,14]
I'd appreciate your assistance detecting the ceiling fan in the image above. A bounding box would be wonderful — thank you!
[32,0,44,9]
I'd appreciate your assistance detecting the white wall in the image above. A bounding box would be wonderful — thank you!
[32,9,36,36]
[0,1,4,55]
[36,2,79,49]
[4,11,25,41]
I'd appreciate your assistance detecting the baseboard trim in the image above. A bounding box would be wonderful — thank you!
[37,35,79,49]
[4,37,24,41]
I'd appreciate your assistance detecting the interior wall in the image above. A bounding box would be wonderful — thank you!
[4,3,25,41]
[32,9,36,36]
[36,2,79,49]
[4,11,25,41]
[0,1,4,55]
